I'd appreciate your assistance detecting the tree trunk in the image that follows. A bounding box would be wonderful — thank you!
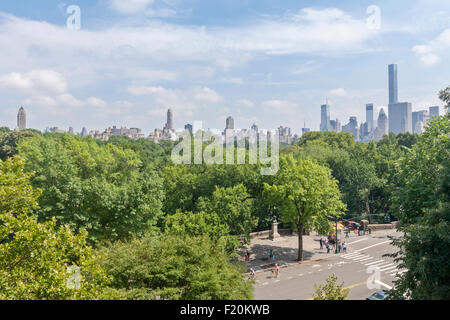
[365,191,370,215]
[297,224,304,261]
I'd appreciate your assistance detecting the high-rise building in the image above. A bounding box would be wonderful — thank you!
[320,103,330,132]
[342,116,359,141]
[184,123,193,133]
[226,116,234,130]
[251,123,258,133]
[429,106,440,119]
[336,119,341,133]
[388,64,398,104]
[17,107,26,130]
[330,120,336,132]
[366,104,374,133]
[388,102,412,134]
[412,110,430,134]
[387,64,412,134]
[302,127,310,135]
[374,108,389,141]
[166,108,174,130]
[68,127,74,135]
[80,127,88,137]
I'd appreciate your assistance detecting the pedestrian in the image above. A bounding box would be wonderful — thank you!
[269,249,274,262]
[342,242,347,253]
[250,268,256,280]
[273,264,280,278]
[326,241,330,254]
[245,250,249,262]
[319,238,323,250]
[338,242,342,253]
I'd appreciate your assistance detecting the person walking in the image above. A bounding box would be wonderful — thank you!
[338,241,342,253]
[245,250,249,262]
[269,249,274,262]
[319,238,323,250]
[249,268,256,280]
[274,264,280,278]
[326,241,330,254]
[342,242,347,253]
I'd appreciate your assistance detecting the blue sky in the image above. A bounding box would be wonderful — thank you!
[0,0,449,134]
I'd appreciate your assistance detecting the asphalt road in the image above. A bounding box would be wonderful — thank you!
[253,229,403,300]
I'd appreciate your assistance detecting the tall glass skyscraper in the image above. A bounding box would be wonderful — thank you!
[388,64,398,104]
[366,104,374,133]
[320,104,330,132]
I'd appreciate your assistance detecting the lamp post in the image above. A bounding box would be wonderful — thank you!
[335,216,338,254]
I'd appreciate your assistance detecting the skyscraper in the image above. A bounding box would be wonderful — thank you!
[184,123,193,133]
[81,127,88,137]
[388,64,398,104]
[342,116,359,141]
[389,102,412,134]
[226,116,234,130]
[374,108,388,141]
[412,110,430,134]
[17,107,26,131]
[387,64,412,134]
[366,104,374,133]
[429,106,440,119]
[320,103,330,132]
[166,108,174,130]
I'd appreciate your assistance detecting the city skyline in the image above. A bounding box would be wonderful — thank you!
[0,1,449,134]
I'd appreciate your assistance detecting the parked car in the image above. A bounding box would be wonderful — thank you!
[367,291,389,300]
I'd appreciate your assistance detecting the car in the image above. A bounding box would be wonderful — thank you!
[367,291,389,300]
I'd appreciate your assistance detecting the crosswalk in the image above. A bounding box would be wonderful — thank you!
[341,252,406,277]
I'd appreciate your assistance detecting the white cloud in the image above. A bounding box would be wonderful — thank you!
[328,88,348,97]
[109,0,155,14]
[261,100,299,114]
[236,99,255,108]
[0,70,67,94]
[413,28,450,66]
[223,77,244,85]
[193,87,223,103]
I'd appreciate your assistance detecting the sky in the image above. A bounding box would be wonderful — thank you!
[0,0,449,134]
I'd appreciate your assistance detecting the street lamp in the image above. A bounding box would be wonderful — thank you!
[335,216,338,254]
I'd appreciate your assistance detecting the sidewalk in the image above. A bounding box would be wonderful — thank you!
[238,231,362,273]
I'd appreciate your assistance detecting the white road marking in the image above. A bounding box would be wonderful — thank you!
[318,269,323,272]
[274,280,280,283]
[312,264,321,268]
[356,257,374,262]
[298,274,304,277]
[375,280,392,290]
[364,260,384,266]
[347,238,369,245]
[380,265,398,272]
[372,263,394,269]
[352,255,372,261]
[342,253,362,258]
[262,282,269,286]
[354,240,391,252]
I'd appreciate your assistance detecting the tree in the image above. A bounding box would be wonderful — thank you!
[196,184,257,241]
[0,129,40,161]
[17,133,164,244]
[311,274,349,300]
[0,157,117,300]
[264,156,346,261]
[98,233,253,300]
[0,127,10,135]
[164,210,239,253]
[388,90,449,299]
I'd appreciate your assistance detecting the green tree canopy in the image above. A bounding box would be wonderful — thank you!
[0,157,116,300]
[389,91,450,300]
[17,133,164,244]
[99,233,253,300]
[264,155,346,261]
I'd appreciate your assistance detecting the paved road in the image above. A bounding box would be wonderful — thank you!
[253,229,403,300]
